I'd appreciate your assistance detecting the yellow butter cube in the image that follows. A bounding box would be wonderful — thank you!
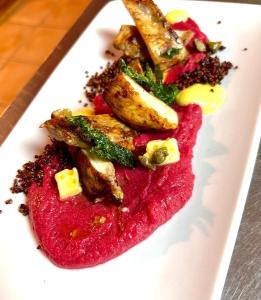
[145,138,180,166]
[55,168,82,200]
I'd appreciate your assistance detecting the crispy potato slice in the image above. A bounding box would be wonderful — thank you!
[104,73,178,130]
[122,0,188,70]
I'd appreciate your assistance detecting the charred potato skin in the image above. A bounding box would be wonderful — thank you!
[103,73,177,130]
[122,0,188,70]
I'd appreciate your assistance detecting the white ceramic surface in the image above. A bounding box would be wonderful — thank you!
[0,1,261,299]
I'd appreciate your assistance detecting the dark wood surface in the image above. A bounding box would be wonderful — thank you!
[0,0,260,299]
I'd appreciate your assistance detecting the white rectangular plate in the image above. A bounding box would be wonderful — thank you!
[0,1,261,300]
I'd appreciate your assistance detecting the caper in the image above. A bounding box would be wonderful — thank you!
[194,39,206,52]
[138,155,155,170]
[207,41,222,53]
[151,147,169,164]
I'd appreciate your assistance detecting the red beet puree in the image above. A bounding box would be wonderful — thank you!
[27,104,202,268]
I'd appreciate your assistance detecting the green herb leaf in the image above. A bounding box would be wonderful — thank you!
[67,115,135,168]
[119,59,179,105]
[161,48,181,59]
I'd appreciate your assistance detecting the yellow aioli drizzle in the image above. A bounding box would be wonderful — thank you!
[176,84,225,115]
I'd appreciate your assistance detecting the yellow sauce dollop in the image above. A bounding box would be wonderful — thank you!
[176,83,225,115]
[166,9,189,24]
[72,107,94,116]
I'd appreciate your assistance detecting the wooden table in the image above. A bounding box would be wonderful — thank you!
[0,0,260,299]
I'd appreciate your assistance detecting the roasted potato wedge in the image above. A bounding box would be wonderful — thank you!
[103,72,178,130]
[122,0,188,70]
[71,147,123,202]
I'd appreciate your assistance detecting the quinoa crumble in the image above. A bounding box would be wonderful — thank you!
[18,204,29,216]
[11,142,71,195]
[5,199,13,205]
[84,60,121,102]
[176,56,233,89]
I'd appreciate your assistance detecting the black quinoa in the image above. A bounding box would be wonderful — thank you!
[105,49,116,57]
[18,204,29,216]
[5,199,13,205]
[176,55,233,89]
[84,59,122,101]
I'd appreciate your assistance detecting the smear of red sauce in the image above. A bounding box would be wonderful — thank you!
[165,18,209,84]
[172,18,209,51]
[27,104,202,268]
[165,52,206,84]
[93,94,113,115]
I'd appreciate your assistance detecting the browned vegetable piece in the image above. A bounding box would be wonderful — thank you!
[103,72,178,130]
[113,25,149,61]
[42,110,137,151]
[122,0,188,70]
[128,58,144,74]
[70,147,124,202]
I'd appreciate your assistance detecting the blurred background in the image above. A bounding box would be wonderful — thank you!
[0,0,90,116]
